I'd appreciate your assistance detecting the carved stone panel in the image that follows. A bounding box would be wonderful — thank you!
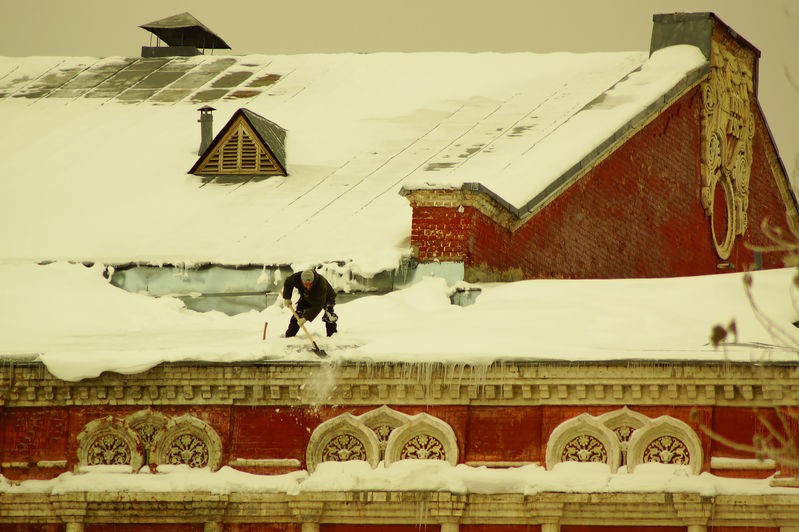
[383,413,458,466]
[76,416,143,472]
[642,435,691,465]
[165,433,211,468]
[359,405,411,459]
[545,413,621,472]
[306,413,381,473]
[126,409,169,465]
[151,414,223,471]
[561,434,608,464]
[598,407,652,465]
[321,434,369,463]
[627,416,703,474]
[400,434,448,461]
[700,41,755,259]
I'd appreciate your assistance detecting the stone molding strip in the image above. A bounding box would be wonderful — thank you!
[710,456,777,470]
[464,461,540,468]
[229,458,301,468]
[0,360,796,408]
[1,491,798,528]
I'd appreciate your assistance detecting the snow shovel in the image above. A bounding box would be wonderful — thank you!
[287,302,328,357]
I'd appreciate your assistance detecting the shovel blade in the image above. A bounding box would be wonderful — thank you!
[313,347,328,358]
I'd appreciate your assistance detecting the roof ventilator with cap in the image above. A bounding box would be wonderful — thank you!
[139,12,231,57]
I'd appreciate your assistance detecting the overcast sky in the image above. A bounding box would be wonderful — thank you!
[1,0,796,184]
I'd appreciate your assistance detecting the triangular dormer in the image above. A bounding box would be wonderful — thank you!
[190,108,287,180]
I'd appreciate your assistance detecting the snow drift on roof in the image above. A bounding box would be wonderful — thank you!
[0,261,795,381]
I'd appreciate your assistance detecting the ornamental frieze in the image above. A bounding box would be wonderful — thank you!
[165,433,211,468]
[561,434,607,463]
[643,436,690,465]
[85,433,133,466]
[400,434,447,461]
[76,411,221,473]
[546,413,620,471]
[321,434,368,462]
[2,362,797,408]
[627,417,703,474]
[76,417,143,471]
[700,41,756,259]
[152,414,223,471]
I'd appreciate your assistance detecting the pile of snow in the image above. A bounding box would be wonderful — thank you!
[1,461,793,497]
[0,261,796,381]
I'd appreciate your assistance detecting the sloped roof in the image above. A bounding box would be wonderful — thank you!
[140,12,231,50]
[241,109,287,171]
[0,48,706,272]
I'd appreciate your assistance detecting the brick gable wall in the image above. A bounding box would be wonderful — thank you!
[406,85,797,280]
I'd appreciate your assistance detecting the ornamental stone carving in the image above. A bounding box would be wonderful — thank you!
[627,416,703,474]
[151,414,223,471]
[700,41,755,259]
[125,409,169,464]
[76,416,143,472]
[561,434,607,464]
[306,413,381,473]
[306,408,457,471]
[598,407,652,465]
[546,413,621,472]
[166,433,210,468]
[384,413,458,467]
[400,433,448,461]
[642,435,690,465]
[359,405,411,459]
[321,434,369,463]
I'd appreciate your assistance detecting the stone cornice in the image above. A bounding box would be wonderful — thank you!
[1,360,796,408]
[1,491,798,527]
[401,186,519,230]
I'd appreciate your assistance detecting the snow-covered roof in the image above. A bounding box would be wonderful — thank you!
[1,261,795,381]
[0,46,706,272]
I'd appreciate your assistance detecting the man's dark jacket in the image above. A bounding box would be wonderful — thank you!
[282,271,336,321]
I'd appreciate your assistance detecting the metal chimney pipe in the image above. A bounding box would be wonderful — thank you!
[197,106,215,155]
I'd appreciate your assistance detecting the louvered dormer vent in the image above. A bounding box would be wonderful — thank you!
[190,108,287,180]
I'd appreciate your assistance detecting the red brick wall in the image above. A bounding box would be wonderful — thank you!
[408,86,797,279]
[739,107,798,270]
[0,403,776,482]
[511,88,713,279]
[412,205,475,262]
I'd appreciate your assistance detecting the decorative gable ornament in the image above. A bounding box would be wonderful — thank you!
[700,41,755,259]
[190,108,287,179]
